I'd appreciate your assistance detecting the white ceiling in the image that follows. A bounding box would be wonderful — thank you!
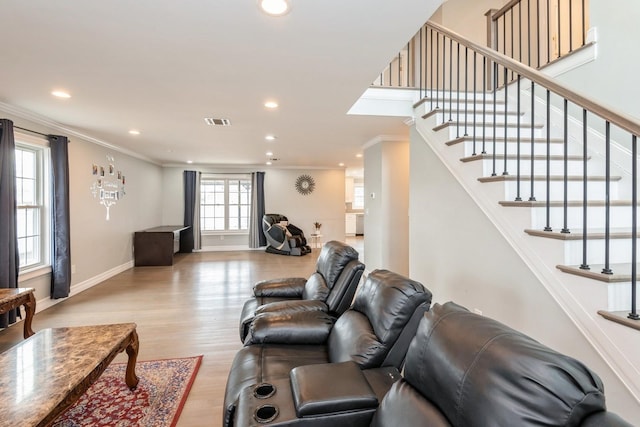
[0,0,441,169]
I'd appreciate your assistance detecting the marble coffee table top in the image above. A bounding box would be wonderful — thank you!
[0,323,138,426]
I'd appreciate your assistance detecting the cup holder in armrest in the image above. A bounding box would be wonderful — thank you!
[254,404,279,424]
[253,383,276,399]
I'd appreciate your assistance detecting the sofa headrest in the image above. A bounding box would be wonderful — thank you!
[404,302,606,426]
[315,241,360,288]
[352,269,431,345]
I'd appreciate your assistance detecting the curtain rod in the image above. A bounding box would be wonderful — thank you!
[0,122,51,138]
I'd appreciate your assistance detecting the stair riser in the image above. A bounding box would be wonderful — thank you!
[477,158,590,176]
[444,125,544,140]
[462,140,580,157]
[433,111,523,125]
[562,239,640,265]
[608,283,640,312]
[529,205,637,229]
[501,180,619,201]
[423,102,510,116]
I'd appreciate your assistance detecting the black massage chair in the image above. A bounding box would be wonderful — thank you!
[262,214,311,256]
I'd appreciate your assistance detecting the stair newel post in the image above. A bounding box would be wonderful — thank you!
[456,42,460,137]
[503,66,509,176]
[529,81,536,201]
[492,61,498,177]
[544,89,552,231]
[630,134,639,320]
[536,0,541,67]
[527,0,532,66]
[546,0,551,64]
[464,47,469,137]
[515,74,522,201]
[569,0,574,53]
[472,51,477,155]
[441,34,445,122]
[580,109,590,270]
[561,98,570,233]
[482,56,487,154]
[602,121,613,275]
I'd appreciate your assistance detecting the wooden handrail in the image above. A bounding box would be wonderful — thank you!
[426,21,640,137]
[491,0,523,21]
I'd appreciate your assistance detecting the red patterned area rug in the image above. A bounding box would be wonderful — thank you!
[52,355,203,427]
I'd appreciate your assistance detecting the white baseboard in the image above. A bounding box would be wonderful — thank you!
[199,245,263,252]
[36,261,134,313]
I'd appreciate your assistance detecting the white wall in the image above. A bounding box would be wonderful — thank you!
[4,111,164,307]
[161,166,346,249]
[408,126,640,421]
[432,0,510,45]
[364,139,410,275]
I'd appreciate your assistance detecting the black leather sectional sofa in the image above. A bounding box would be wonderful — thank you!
[224,243,633,427]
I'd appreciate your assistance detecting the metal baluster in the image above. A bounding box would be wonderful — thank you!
[436,32,440,110]
[602,122,613,274]
[431,28,435,110]
[492,61,498,176]
[580,109,590,270]
[562,98,570,233]
[630,135,639,319]
[449,38,453,122]
[465,47,469,137]
[503,66,509,175]
[582,0,586,46]
[482,56,487,154]
[456,43,460,137]
[516,74,522,201]
[544,90,552,231]
[529,81,536,201]
[473,51,477,155]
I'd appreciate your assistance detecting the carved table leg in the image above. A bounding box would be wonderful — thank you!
[23,292,36,338]
[125,329,140,389]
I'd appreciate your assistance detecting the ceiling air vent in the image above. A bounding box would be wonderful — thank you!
[204,117,231,126]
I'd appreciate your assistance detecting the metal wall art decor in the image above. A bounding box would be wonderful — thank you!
[295,174,315,195]
[90,155,126,220]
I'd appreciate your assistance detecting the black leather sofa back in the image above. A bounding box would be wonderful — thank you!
[372,301,630,427]
[328,269,431,369]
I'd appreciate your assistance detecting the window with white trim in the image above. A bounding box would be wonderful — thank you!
[200,176,251,232]
[353,184,365,209]
[15,136,50,271]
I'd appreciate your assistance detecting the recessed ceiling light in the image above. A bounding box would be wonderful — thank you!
[128,129,140,135]
[51,90,71,99]
[265,135,277,141]
[186,160,193,164]
[266,161,273,165]
[356,153,363,158]
[260,0,290,16]
[266,151,273,156]
[339,163,345,167]
[264,101,279,109]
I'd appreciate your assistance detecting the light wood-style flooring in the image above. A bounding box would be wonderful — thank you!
[0,238,363,426]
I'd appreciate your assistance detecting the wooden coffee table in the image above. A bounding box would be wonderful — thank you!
[0,287,36,338]
[0,323,139,427]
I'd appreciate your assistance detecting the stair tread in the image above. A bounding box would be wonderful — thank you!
[480,174,621,182]
[597,311,640,330]
[557,263,640,282]
[462,154,589,162]
[415,96,505,109]
[500,200,636,207]
[433,120,543,132]
[525,228,638,240]
[446,136,565,146]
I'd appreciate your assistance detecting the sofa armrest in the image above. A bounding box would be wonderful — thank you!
[244,311,335,345]
[253,278,307,297]
[255,300,328,316]
[290,361,378,418]
[581,411,635,427]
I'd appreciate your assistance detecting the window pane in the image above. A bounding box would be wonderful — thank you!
[229,192,239,205]
[214,218,224,230]
[229,218,239,230]
[214,205,225,217]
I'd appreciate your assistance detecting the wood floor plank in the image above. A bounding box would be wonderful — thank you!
[0,244,357,426]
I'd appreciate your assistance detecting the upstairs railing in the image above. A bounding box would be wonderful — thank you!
[489,0,589,70]
[392,20,639,321]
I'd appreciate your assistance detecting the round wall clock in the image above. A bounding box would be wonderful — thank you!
[295,174,315,195]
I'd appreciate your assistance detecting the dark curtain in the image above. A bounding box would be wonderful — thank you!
[49,135,71,299]
[182,170,196,252]
[0,119,19,327]
[249,171,266,248]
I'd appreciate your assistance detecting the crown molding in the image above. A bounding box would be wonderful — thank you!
[0,101,159,165]
[361,134,408,151]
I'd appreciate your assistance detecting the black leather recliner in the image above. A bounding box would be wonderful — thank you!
[228,301,633,427]
[238,240,364,342]
[263,214,311,256]
[223,269,432,427]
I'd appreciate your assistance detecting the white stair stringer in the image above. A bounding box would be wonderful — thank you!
[414,110,640,404]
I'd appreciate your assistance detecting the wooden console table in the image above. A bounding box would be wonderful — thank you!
[0,287,36,338]
[134,225,190,266]
[0,323,139,427]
